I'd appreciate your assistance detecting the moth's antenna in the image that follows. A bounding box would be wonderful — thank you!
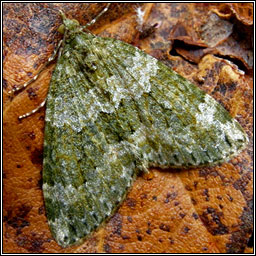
[7,39,63,96]
[81,3,111,29]
[18,99,46,120]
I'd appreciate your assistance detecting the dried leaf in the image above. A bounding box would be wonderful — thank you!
[212,3,253,26]
[228,3,253,25]
[163,4,253,71]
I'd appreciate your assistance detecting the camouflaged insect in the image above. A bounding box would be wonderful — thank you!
[42,12,248,248]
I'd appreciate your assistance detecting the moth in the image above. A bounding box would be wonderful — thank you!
[11,5,248,248]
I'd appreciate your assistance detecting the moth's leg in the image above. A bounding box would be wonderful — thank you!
[8,39,63,96]
[57,30,67,61]
[18,99,46,120]
[82,3,111,29]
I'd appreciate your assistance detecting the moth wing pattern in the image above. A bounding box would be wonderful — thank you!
[100,36,248,168]
[43,34,137,247]
[43,28,248,247]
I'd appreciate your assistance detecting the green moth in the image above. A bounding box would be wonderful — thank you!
[22,9,248,248]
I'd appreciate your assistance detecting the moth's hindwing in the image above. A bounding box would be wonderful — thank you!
[43,28,248,247]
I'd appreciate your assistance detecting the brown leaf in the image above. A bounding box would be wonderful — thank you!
[153,3,253,72]
[170,22,208,47]
[212,3,253,26]
[228,3,253,25]
[3,3,253,253]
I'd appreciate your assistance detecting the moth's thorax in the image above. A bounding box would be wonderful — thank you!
[68,33,95,48]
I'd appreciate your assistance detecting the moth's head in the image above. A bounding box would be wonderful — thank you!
[58,11,80,34]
